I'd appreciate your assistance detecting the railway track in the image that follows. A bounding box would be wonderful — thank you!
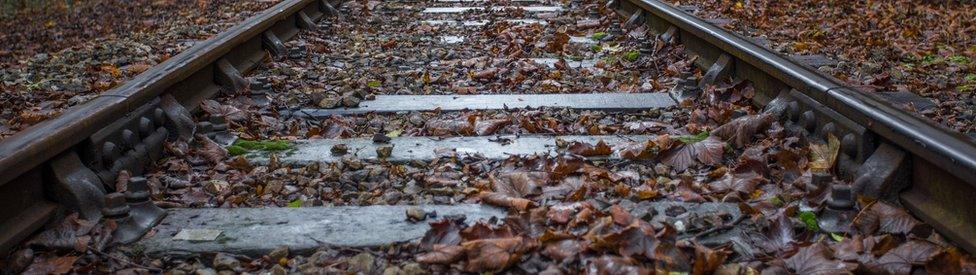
[2,0,975,272]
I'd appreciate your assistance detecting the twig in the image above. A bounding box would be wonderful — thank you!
[687,214,746,240]
[88,245,162,272]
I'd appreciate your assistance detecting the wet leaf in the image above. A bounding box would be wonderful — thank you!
[662,135,725,171]
[869,240,941,275]
[420,218,463,250]
[712,114,774,148]
[809,134,840,172]
[567,140,612,156]
[416,244,464,264]
[784,243,852,274]
[853,201,922,235]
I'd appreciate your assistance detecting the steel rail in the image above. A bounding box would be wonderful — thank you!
[627,0,976,185]
[0,0,320,185]
[0,0,338,254]
[613,0,976,253]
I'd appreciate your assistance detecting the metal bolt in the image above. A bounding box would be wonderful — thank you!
[801,111,816,132]
[122,129,138,148]
[126,177,150,203]
[821,122,836,138]
[807,172,831,192]
[139,117,154,137]
[826,184,854,210]
[788,102,800,122]
[154,108,166,126]
[102,142,120,165]
[842,134,858,157]
[101,193,130,218]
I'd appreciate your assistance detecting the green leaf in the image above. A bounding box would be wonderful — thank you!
[830,232,845,242]
[590,44,603,52]
[386,129,403,138]
[799,211,820,231]
[288,199,302,208]
[623,50,640,62]
[964,74,976,83]
[367,80,382,88]
[675,131,710,144]
[948,55,970,64]
[591,32,608,40]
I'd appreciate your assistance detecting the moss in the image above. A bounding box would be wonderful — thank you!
[226,145,248,156]
[623,50,640,62]
[591,32,608,40]
[590,44,602,52]
[232,139,293,152]
[948,55,970,64]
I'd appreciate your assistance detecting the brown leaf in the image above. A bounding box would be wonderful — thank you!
[475,118,512,135]
[869,240,941,275]
[662,136,725,171]
[200,100,246,122]
[614,140,657,160]
[708,171,764,195]
[623,121,668,133]
[420,218,463,250]
[693,244,730,275]
[23,256,77,275]
[853,201,922,235]
[712,114,774,148]
[598,222,657,259]
[195,134,227,164]
[545,31,570,53]
[416,244,464,264]
[567,140,612,157]
[544,239,582,262]
[425,118,475,136]
[462,237,531,272]
[785,243,853,275]
[585,256,644,274]
[461,222,515,240]
[809,134,840,172]
[479,191,535,211]
[490,171,546,198]
[472,68,499,80]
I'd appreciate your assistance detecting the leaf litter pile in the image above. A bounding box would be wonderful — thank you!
[5,0,976,274]
[0,0,283,139]
[669,0,976,135]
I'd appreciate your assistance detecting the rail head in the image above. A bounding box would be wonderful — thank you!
[0,0,324,186]
[623,0,976,187]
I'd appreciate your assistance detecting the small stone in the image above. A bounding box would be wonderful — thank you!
[402,262,429,275]
[372,133,391,143]
[376,145,394,158]
[204,180,229,194]
[268,246,289,262]
[317,97,340,108]
[342,93,361,107]
[365,93,376,100]
[212,253,240,271]
[271,264,288,275]
[194,268,217,275]
[331,144,348,155]
[347,252,376,274]
[169,270,187,275]
[405,207,427,222]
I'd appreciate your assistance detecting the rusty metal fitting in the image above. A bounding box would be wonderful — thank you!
[826,184,854,210]
[806,172,831,192]
[101,193,130,219]
[126,177,167,230]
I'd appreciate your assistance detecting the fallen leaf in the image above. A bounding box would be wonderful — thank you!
[662,135,725,171]
[809,134,840,172]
